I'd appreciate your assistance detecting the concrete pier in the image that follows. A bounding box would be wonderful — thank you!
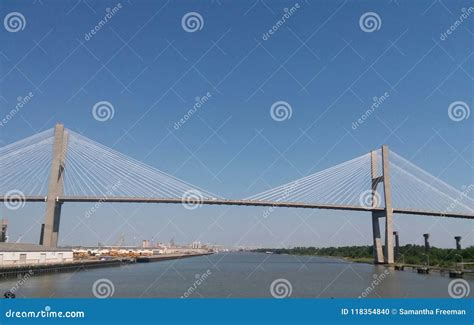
[455,236,462,250]
[423,233,430,252]
[393,231,400,260]
[0,253,212,279]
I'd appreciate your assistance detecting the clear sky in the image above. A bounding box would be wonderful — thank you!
[1,0,473,248]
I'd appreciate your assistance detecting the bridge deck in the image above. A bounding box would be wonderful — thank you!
[5,196,474,219]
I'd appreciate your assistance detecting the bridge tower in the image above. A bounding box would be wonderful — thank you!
[370,150,384,264]
[41,123,68,247]
[370,145,394,265]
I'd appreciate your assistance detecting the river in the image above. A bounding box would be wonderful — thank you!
[1,252,472,298]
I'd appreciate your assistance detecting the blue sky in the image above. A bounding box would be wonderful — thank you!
[1,0,473,248]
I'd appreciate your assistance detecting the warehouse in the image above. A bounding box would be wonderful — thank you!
[0,243,73,266]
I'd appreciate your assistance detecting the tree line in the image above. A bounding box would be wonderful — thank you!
[253,245,474,267]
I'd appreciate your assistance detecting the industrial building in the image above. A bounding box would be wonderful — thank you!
[0,243,73,266]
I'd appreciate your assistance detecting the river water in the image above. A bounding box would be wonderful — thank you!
[1,252,472,298]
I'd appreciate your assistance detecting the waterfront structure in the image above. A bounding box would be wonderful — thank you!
[0,243,73,266]
[423,234,430,252]
[72,247,153,257]
[455,236,462,250]
[0,220,7,243]
[393,231,400,261]
[1,124,473,266]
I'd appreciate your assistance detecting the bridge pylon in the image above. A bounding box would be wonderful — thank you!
[41,123,68,247]
[370,145,394,265]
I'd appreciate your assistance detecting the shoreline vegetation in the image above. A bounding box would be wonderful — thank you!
[253,245,474,269]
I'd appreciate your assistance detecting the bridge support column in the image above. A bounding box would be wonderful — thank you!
[41,124,68,247]
[370,151,384,264]
[39,224,44,245]
[371,215,384,263]
[393,231,400,261]
[423,233,430,252]
[382,145,394,265]
[455,236,462,250]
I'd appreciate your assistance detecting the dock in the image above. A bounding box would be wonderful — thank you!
[393,263,473,278]
[0,253,212,279]
[135,252,211,263]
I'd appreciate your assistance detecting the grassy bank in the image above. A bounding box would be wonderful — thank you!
[254,245,474,268]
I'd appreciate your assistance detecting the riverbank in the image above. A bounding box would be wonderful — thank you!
[257,252,474,280]
[1,252,471,298]
[254,245,474,270]
[0,253,212,280]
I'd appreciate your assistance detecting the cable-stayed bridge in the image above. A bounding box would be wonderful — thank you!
[1,124,473,264]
